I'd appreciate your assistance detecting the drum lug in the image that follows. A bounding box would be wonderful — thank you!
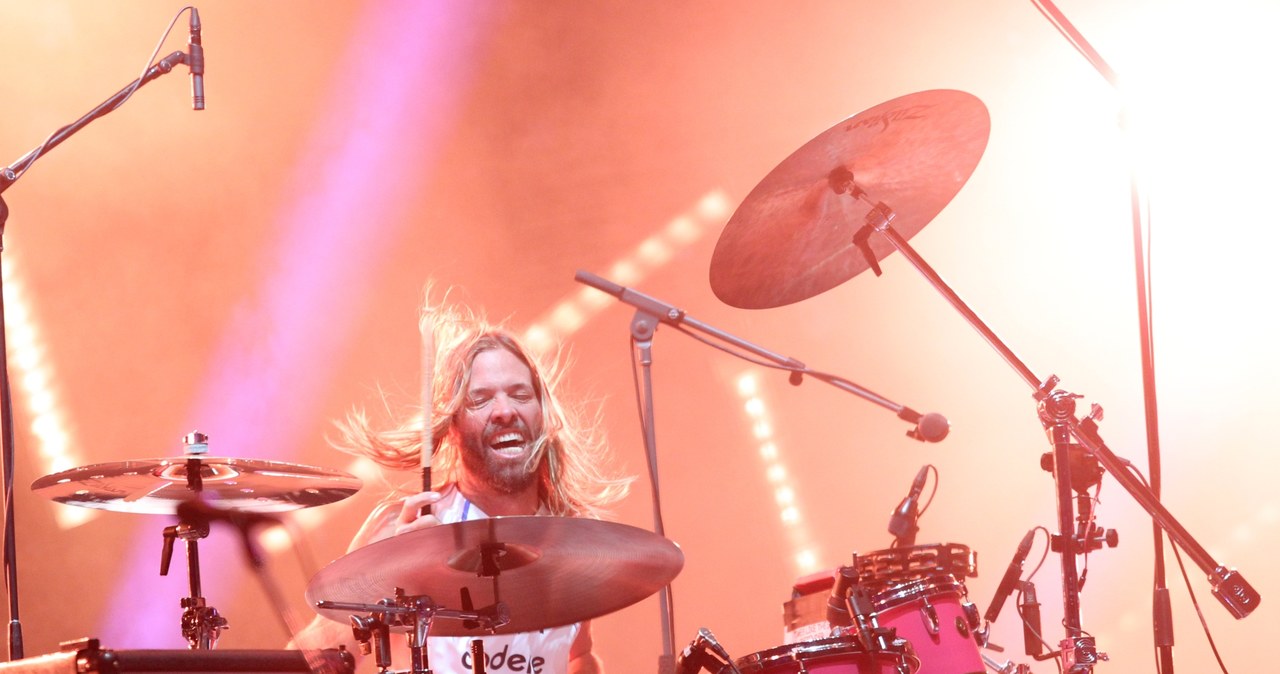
[962,600,981,630]
[919,598,940,636]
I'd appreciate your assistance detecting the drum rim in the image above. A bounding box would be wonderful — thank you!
[731,636,919,673]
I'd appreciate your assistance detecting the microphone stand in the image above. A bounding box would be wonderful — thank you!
[826,174,1260,674]
[628,309,676,674]
[1030,1,1176,669]
[576,269,948,674]
[576,271,948,438]
[0,49,191,661]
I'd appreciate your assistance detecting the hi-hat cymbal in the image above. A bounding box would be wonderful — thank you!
[306,516,683,636]
[710,89,990,309]
[31,457,362,515]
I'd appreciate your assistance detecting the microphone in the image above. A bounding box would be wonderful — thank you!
[984,529,1037,624]
[676,628,738,674]
[176,497,280,531]
[699,629,739,674]
[887,465,930,546]
[825,566,856,627]
[899,406,949,442]
[908,412,950,442]
[187,7,205,110]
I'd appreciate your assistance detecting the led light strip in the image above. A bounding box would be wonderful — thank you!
[737,371,819,575]
[523,189,731,352]
[2,260,94,528]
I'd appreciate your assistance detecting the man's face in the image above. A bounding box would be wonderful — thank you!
[456,347,545,494]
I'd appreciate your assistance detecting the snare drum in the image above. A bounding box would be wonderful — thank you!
[871,576,983,674]
[726,636,919,674]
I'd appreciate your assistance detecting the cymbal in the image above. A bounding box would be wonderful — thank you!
[306,516,683,636]
[710,89,990,309]
[31,456,362,515]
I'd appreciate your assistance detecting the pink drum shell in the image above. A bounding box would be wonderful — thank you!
[873,577,984,674]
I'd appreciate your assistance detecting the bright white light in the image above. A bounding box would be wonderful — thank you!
[636,236,672,266]
[697,189,731,220]
[665,215,701,245]
[759,442,778,460]
[3,260,93,529]
[609,260,641,286]
[523,190,729,346]
[548,302,585,335]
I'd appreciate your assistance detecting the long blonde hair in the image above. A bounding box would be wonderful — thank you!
[331,296,629,519]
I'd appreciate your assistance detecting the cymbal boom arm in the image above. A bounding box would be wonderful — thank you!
[837,191,1261,667]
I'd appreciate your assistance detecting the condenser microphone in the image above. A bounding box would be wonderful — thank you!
[1020,580,1043,657]
[984,528,1037,624]
[187,7,205,110]
[887,465,930,546]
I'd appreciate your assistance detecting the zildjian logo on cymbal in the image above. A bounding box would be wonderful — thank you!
[847,104,931,134]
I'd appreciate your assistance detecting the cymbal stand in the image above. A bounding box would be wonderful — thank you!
[160,452,228,649]
[826,174,1260,672]
[160,520,227,649]
[317,590,509,674]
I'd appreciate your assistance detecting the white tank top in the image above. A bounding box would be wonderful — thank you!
[422,486,579,674]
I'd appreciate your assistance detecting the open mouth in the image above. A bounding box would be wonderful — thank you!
[488,431,527,454]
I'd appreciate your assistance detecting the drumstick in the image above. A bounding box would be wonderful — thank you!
[419,310,435,512]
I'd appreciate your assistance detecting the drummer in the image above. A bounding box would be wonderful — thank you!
[292,298,630,674]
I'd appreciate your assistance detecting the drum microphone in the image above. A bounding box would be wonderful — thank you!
[984,528,1036,624]
[187,7,205,110]
[676,628,740,674]
[825,566,857,627]
[887,465,930,546]
[1019,580,1043,657]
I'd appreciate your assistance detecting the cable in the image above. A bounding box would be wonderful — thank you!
[10,6,193,184]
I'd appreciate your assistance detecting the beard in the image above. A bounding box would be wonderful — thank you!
[458,422,542,495]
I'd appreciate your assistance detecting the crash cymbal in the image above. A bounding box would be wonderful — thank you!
[710,89,990,309]
[306,516,683,636]
[31,456,361,515]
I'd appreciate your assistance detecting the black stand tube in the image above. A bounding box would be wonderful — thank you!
[1029,0,1176,669]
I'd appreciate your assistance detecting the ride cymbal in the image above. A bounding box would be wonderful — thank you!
[306,515,683,636]
[710,89,990,309]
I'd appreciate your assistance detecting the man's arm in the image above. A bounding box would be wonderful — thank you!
[568,620,602,674]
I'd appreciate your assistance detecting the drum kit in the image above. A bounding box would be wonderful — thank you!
[16,86,1259,674]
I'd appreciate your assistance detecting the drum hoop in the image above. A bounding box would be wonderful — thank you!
[853,542,977,585]
[733,636,917,672]
[872,574,966,609]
